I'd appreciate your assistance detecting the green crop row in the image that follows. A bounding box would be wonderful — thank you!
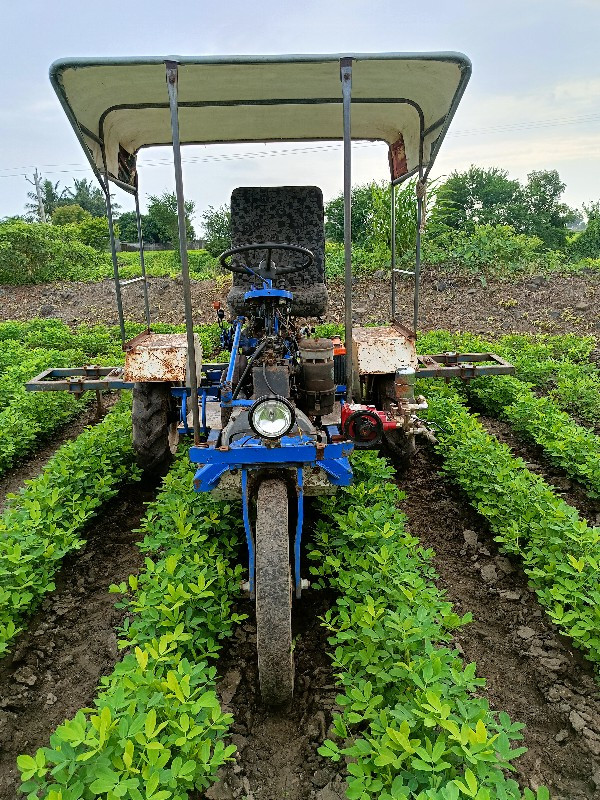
[310,452,545,800]
[0,392,89,477]
[0,320,220,478]
[417,330,600,428]
[0,347,89,403]
[416,331,596,365]
[0,319,223,361]
[468,375,600,499]
[0,399,140,656]
[426,391,600,673]
[19,456,245,800]
[0,341,102,476]
[0,319,124,359]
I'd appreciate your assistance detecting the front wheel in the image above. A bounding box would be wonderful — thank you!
[255,478,294,706]
[131,383,179,475]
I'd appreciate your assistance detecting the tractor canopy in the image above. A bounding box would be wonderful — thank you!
[49,52,471,192]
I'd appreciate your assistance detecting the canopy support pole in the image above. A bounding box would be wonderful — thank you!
[340,57,353,403]
[165,60,201,445]
[413,184,424,333]
[134,190,152,330]
[104,174,126,346]
[390,182,396,321]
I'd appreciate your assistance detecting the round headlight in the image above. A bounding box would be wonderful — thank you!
[249,396,295,439]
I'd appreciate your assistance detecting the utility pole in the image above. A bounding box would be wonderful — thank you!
[25,169,46,222]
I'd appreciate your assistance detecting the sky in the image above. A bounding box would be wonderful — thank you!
[1,0,600,230]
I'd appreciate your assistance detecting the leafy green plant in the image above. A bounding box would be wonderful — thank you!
[425,391,600,672]
[311,451,538,799]
[19,457,245,799]
[0,399,140,656]
[417,330,600,429]
[468,376,600,497]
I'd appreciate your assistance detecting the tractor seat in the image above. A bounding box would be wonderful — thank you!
[226,186,328,318]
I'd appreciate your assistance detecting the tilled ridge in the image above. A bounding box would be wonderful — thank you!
[399,445,600,799]
[0,482,155,799]
[208,591,347,800]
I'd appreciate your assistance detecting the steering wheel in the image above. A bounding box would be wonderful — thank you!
[219,243,314,277]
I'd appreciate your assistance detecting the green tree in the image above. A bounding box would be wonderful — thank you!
[431,165,576,250]
[146,192,195,248]
[431,166,527,232]
[25,179,68,220]
[114,211,138,242]
[201,204,231,256]
[116,211,163,244]
[52,204,91,225]
[583,200,600,222]
[524,170,575,249]
[324,180,422,256]
[568,201,600,260]
[64,178,112,217]
[325,183,382,246]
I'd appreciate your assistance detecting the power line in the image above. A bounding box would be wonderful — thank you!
[0,109,598,179]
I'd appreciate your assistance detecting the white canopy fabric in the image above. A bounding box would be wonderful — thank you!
[50,53,471,192]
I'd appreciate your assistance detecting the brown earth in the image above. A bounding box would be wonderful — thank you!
[400,444,600,800]
[0,479,155,799]
[207,588,347,800]
[0,273,599,797]
[0,271,597,337]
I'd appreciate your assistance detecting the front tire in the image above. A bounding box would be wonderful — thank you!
[255,478,294,706]
[131,383,179,474]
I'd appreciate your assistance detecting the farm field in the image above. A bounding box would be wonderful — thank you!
[0,270,597,339]
[0,318,599,800]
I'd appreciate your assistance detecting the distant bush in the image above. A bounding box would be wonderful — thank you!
[116,249,218,280]
[0,221,107,284]
[325,241,390,278]
[52,204,90,226]
[568,217,600,260]
[421,223,563,279]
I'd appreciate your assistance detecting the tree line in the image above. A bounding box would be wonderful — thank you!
[8,166,600,263]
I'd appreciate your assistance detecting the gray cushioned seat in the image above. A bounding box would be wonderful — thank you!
[226,186,328,317]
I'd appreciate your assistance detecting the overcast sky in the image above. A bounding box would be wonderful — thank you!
[1,0,599,228]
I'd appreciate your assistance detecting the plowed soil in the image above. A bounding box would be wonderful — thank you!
[0,271,598,338]
[0,270,598,798]
[0,480,154,799]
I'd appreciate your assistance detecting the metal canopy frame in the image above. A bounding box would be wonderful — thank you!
[50,52,471,442]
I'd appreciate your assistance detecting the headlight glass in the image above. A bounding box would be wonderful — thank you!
[250,397,295,439]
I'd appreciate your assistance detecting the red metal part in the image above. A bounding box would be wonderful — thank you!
[341,402,399,432]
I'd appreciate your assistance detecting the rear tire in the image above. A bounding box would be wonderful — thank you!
[131,383,179,474]
[255,479,294,706]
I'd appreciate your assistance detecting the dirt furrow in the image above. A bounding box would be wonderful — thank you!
[208,588,346,800]
[478,414,600,526]
[0,480,155,799]
[0,393,118,513]
[399,445,600,800]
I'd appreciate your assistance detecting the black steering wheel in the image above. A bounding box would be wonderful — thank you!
[219,243,314,277]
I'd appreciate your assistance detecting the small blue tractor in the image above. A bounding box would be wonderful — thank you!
[28,52,513,705]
